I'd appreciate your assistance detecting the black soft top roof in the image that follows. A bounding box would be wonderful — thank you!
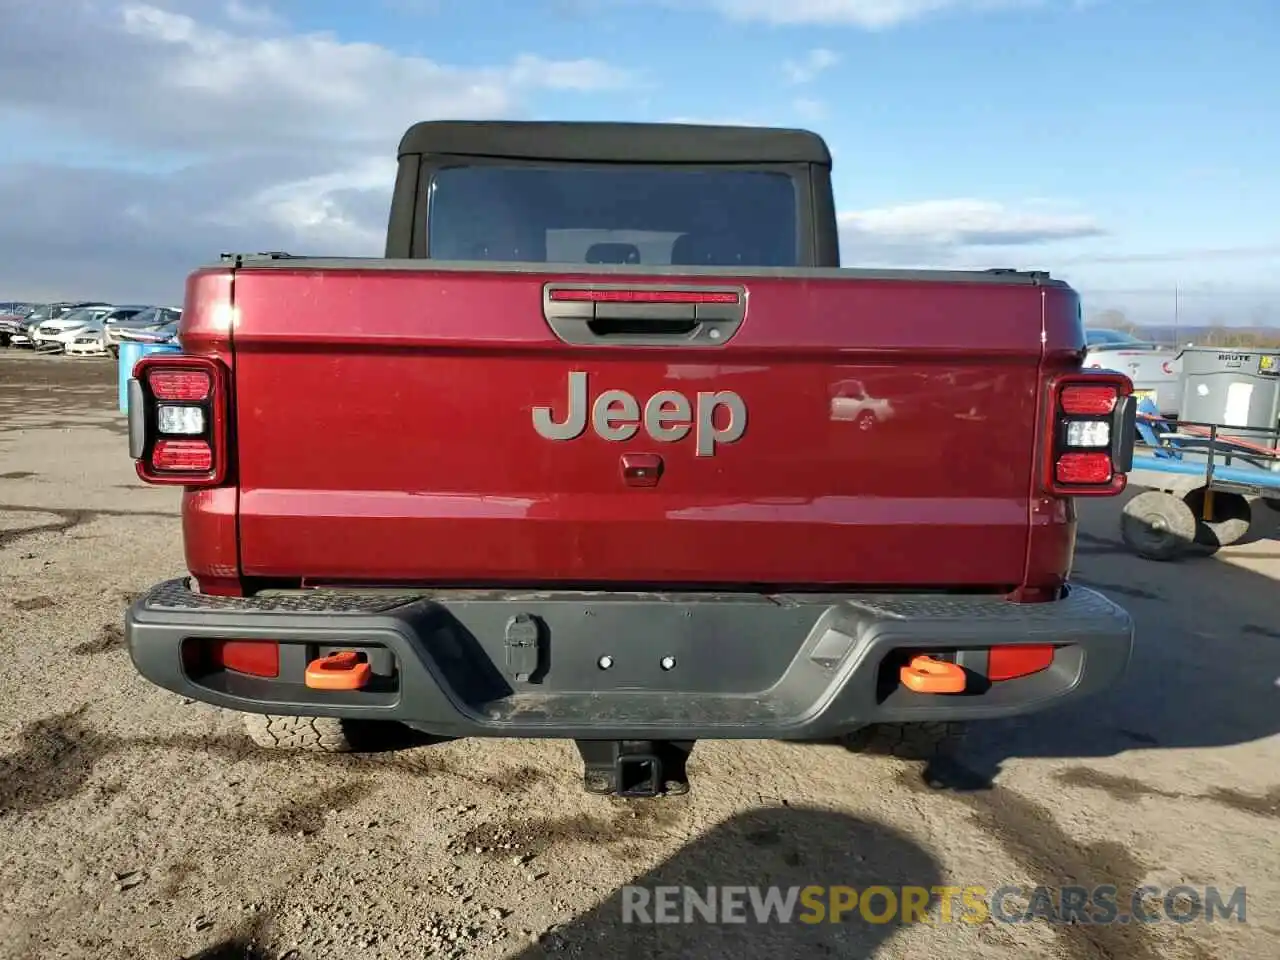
[397,120,831,166]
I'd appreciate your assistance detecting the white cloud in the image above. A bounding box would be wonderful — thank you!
[841,199,1103,246]
[0,1,638,300]
[1054,243,1280,267]
[223,158,399,251]
[704,0,1034,28]
[109,4,633,144]
[782,48,839,83]
[223,0,283,30]
[508,54,636,91]
[838,199,1106,266]
[0,2,1115,303]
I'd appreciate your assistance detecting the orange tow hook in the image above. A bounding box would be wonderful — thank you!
[305,651,371,691]
[900,655,966,694]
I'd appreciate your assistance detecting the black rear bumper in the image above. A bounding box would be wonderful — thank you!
[125,580,1133,740]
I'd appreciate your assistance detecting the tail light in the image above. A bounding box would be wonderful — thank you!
[128,354,229,486]
[183,639,279,678]
[988,644,1056,681]
[1042,372,1135,497]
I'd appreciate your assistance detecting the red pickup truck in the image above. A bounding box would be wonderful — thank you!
[124,121,1136,796]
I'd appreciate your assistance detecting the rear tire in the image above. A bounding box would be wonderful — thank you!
[1182,488,1252,547]
[1120,490,1197,560]
[243,714,371,753]
[841,721,967,761]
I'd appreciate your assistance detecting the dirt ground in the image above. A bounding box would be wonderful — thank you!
[1,350,1277,960]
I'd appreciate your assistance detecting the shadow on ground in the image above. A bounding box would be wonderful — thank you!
[178,807,939,959]
[913,487,1280,791]
[507,805,941,959]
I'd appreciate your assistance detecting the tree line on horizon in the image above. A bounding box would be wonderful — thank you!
[1087,309,1280,348]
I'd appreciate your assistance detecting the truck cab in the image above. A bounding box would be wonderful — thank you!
[385,120,841,267]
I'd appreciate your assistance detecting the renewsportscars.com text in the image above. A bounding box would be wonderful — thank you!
[620,884,1247,926]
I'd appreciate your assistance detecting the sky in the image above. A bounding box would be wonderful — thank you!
[1,0,1277,326]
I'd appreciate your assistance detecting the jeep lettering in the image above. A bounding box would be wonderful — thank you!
[532,371,747,455]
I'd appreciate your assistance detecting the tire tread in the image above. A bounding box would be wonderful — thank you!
[243,714,359,752]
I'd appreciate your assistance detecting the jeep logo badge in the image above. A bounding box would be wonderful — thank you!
[533,371,746,456]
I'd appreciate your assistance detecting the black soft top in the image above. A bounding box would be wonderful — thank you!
[397,120,831,166]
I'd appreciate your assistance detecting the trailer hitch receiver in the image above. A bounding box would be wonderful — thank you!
[575,740,694,798]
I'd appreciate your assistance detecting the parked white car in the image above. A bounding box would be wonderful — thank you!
[9,302,93,347]
[32,306,113,352]
[1083,329,1183,416]
[829,378,895,428]
[65,326,110,357]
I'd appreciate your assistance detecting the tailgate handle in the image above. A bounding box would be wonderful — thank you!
[543,283,745,347]
[588,314,699,337]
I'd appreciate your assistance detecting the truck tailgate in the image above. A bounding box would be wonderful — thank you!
[229,266,1048,588]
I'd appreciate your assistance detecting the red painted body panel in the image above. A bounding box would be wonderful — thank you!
[175,269,238,591]
[182,487,239,583]
[1016,285,1090,597]
[176,265,1085,591]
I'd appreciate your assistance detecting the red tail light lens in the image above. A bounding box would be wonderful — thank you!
[1055,451,1112,485]
[1042,372,1133,497]
[148,369,211,401]
[989,645,1055,681]
[1060,385,1116,415]
[152,439,213,472]
[210,640,280,678]
[131,354,227,486]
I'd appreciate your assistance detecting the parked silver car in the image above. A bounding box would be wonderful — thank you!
[114,318,180,347]
[33,306,115,352]
[0,305,34,346]
[103,306,182,355]
[1084,329,1183,416]
[10,302,104,347]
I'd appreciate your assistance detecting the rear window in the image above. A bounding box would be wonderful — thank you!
[425,164,799,267]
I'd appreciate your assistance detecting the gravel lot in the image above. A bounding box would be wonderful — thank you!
[1,351,1277,960]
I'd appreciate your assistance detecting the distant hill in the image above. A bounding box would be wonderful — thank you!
[1090,323,1280,349]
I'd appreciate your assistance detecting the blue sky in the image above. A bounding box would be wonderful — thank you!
[1,0,1277,325]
